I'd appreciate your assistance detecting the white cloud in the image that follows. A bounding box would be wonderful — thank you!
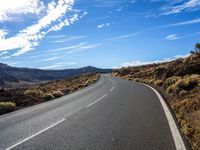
[106,31,143,41]
[40,62,77,70]
[161,0,200,15]
[48,42,102,54]
[39,64,64,70]
[66,43,102,54]
[114,54,190,68]
[0,29,7,39]
[163,18,200,27]
[51,35,87,43]
[0,0,83,56]
[49,43,88,52]
[0,0,44,22]
[0,51,8,56]
[43,56,61,61]
[97,23,110,29]
[166,34,181,40]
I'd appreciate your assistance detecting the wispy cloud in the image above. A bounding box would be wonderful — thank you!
[97,23,110,29]
[161,0,200,15]
[48,43,87,52]
[0,0,85,56]
[51,35,87,43]
[43,56,61,61]
[114,53,190,68]
[66,43,102,54]
[165,34,181,40]
[40,62,77,70]
[0,51,8,56]
[48,42,102,54]
[106,31,143,41]
[162,18,200,27]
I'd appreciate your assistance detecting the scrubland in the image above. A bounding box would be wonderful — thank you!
[0,73,100,115]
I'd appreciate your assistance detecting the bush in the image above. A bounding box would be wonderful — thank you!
[167,74,199,94]
[154,80,163,86]
[0,102,16,114]
[176,77,198,91]
[24,89,44,97]
[43,93,54,101]
[52,91,63,98]
[165,76,181,87]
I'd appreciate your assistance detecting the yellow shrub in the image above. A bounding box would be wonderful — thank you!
[167,74,199,94]
[0,102,16,114]
[52,91,63,98]
[154,80,163,86]
[24,89,44,97]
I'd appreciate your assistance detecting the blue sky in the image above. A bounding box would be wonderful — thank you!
[0,0,199,69]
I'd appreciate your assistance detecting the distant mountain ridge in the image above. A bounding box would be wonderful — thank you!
[0,63,111,87]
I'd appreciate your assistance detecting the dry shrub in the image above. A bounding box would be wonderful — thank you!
[52,91,64,98]
[154,80,163,86]
[43,93,54,101]
[167,74,199,94]
[0,102,16,114]
[165,76,181,87]
[24,89,44,97]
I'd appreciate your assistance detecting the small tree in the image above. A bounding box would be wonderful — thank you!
[191,43,200,55]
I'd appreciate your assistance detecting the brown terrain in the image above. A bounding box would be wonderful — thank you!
[112,45,200,150]
[0,73,100,115]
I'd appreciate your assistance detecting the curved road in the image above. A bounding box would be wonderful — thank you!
[0,74,185,150]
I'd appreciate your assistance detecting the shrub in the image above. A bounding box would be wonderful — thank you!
[0,102,16,114]
[191,43,200,55]
[167,75,199,94]
[154,80,163,86]
[176,77,198,91]
[24,89,44,97]
[165,76,181,87]
[43,93,54,101]
[149,79,155,84]
[52,91,63,98]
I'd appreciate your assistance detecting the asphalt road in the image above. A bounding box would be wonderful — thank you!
[0,74,185,150]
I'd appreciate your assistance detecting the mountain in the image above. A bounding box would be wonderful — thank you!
[0,64,111,87]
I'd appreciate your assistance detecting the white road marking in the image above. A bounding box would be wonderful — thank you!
[109,86,115,92]
[5,119,66,150]
[142,83,186,150]
[86,94,108,108]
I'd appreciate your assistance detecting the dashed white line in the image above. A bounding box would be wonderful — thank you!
[5,119,66,150]
[86,94,108,108]
[109,86,115,92]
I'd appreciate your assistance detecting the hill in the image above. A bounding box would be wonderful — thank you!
[0,64,111,88]
[0,73,100,115]
[112,53,200,150]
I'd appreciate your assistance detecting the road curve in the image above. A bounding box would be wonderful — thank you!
[0,74,184,150]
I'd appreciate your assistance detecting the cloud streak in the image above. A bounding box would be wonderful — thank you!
[161,0,200,15]
[165,34,181,40]
[114,53,190,68]
[0,0,84,56]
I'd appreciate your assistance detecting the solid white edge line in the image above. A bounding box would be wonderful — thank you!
[5,119,66,150]
[86,94,108,108]
[141,83,186,150]
[109,86,115,92]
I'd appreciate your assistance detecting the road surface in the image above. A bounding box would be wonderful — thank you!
[0,74,185,150]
